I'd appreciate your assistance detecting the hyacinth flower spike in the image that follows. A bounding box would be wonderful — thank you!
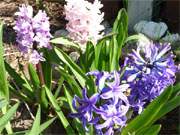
[14,4,52,64]
[123,43,177,113]
[64,0,104,45]
[125,43,176,81]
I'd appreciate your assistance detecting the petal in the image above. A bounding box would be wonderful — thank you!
[127,72,140,82]
[105,127,114,135]
[82,88,88,100]
[84,111,92,121]
[100,91,113,99]
[90,93,99,104]
[156,44,171,60]
[96,119,112,130]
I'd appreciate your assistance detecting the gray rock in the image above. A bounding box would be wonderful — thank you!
[162,33,180,43]
[102,21,112,35]
[54,29,69,38]
[69,52,80,62]
[134,21,168,40]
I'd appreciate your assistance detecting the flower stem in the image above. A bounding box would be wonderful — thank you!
[36,62,48,109]
[36,62,45,86]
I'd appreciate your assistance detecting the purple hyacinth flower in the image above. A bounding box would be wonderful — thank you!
[123,43,177,113]
[96,101,129,135]
[13,5,34,53]
[14,5,52,64]
[33,10,52,49]
[124,43,176,82]
[71,88,99,131]
[29,50,45,65]
[87,71,129,104]
[100,71,129,104]
[87,71,111,90]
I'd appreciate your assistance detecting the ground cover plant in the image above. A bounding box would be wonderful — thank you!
[0,0,179,135]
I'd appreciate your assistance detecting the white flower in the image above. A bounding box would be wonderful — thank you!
[64,0,104,45]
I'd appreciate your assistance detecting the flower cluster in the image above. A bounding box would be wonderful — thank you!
[13,5,52,64]
[71,71,130,134]
[71,43,177,134]
[123,43,177,113]
[64,0,104,45]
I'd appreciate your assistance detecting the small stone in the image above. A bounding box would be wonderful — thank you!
[162,33,180,43]
[54,29,69,38]
[69,52,80,62]
[134,21,168,40]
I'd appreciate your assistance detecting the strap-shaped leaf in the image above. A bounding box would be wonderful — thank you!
[110,9,128,71]
[27,106,41,135]
[0,99,8,109]
[154,95,180,122]
[28,64,40,90]
[50,37,80,51]
[5,62,34,98]
[58,67,81,97]
[0,103,19,131]
[170,83,180,98]
[144,125,161,135]
[122,86,173,135]
[42,49,52,90]
[54,47,88,88]
[45,86,75,134]
[0,22,9,100]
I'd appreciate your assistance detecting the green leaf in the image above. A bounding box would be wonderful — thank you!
[54,47,88,88]
[0,103,19,131]
[125,34,148,43]
[58,67,81,97]
[64,85,75,112]
[122,86,173,135]
[94,41,103,70]
[45,86,75,134]
[40,86,48,110]
[54,77,64,98]
[5,62,34,98]
[50,37,80,51]
[0,22,9,100]
[27,106,41,135]
[79,41,95,72]
[144,125,161,135]
[39,117,56,134]
[136,124,161,135]
[42,49,52,90]
[154,96,180,122]
[28,64,40,90]
[170,83,180,98]
[64,85,84,132]
[0,99,8,109]
[110,9,128,71]
[9,84,32,103]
